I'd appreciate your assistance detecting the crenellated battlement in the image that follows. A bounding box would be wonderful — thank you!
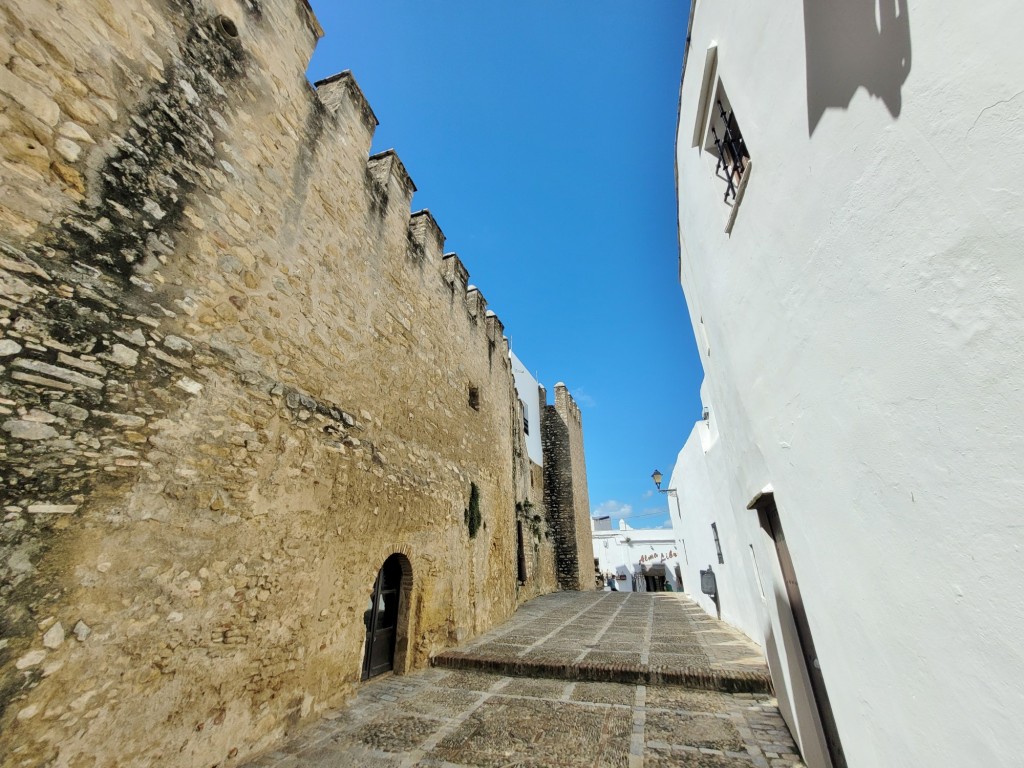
[485,310,505,345]
[315,71,379,143]
[0,3,578,765]
[442,252,470,292]
[409,209,446,262]
[367,148,417,198]
[554,382,584,424]
[309,68,512,359]
[466,285,488,320]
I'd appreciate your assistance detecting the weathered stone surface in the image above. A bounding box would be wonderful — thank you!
[174,376,203,394]
[162,334,193,353]
[102,343,139,367]
[2,419,58,440]
[15,650,46,670]
[42,622,64,649]
[543,385,596,590]
[0,4,589,768]
[26,504,78,515]
[0,339,22,356]
[48,401,89,421]
[73,620,92,642]
[92,411,146,428]
[115,329,147,347]
[0,67,60,126]
[56,352,106,375]
[11,358,104,389]
[54,137,81,162]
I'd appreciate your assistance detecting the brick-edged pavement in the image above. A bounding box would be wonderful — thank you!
[433,592,771,692]
[244,593,805,767]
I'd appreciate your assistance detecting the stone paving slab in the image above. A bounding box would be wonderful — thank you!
[243,593,804,767]
[432,592,772,694]
[243,668,805,768]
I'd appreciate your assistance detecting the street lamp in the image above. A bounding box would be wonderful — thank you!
[651,469,682,518]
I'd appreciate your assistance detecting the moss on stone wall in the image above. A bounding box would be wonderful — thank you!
[465,481,482,539]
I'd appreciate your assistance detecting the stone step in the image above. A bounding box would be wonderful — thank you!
[430,649,773,694]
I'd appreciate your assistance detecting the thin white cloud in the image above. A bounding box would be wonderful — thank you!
[573,388,596,409]
[642,489,654,499]
[592,499,633,519]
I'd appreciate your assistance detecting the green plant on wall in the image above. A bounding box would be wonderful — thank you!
[465,482,482,539]
[516,499,534,515]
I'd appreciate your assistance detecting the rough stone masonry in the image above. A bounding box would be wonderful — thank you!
[0,1,593,765]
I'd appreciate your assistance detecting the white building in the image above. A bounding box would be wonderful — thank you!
[591,517,684,593]
[670,3,1024,768]
[510,350,543,466]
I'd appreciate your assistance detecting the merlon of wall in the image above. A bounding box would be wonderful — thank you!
[443,253,470,292]
[485,312,505,349]
[315,71,378,139]
[466,285,487,320]
[554,381,584,425]
[367,149,417,197]
[409,210,446,262]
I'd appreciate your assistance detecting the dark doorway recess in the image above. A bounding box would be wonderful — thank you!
[753,492,847,768]
[643,563,669,592]
[362,554,404,680]
[516,521,528,584]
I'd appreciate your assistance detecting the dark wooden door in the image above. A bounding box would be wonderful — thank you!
[362,556,402,680]
[761,496,847,768]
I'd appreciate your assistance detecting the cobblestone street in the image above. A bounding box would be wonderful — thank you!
[244,593,804,768]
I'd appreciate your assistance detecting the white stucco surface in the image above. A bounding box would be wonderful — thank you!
[592,520,684,593]
[673,2,1024,767]
[510,350,544,466]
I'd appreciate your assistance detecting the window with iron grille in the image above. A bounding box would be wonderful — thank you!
[702,84,750,209]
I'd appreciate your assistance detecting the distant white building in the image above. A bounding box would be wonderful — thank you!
[510,350,543,466]
[670,2,1024,768]
[591,518,684,593]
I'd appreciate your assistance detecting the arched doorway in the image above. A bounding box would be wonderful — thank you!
[362,553,408,680]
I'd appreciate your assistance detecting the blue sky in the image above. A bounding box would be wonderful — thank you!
[307,1,701,529]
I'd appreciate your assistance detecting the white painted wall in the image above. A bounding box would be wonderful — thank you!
[510,350,543,466]
[592,520,685,593]
[674,2,1024,767]
[668,398,765,644]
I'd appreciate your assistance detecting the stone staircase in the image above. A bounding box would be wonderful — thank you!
[431,591,773,694]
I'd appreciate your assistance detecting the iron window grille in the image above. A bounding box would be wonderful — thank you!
[710,98,749,204]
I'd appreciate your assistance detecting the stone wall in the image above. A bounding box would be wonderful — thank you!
[542,384,596,591]
[0,1,570,765]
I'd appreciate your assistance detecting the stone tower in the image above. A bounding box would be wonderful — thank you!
[541,383,595,590]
